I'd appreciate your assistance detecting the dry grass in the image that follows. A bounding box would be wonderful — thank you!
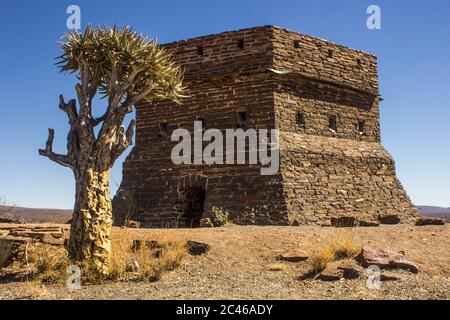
[331,236,361,260]
[27,243,70,284]
[25,281,49,299]
[109,230,187,282]
[309,235,361,273]
[309,246,335,273]
[26,230,187,284]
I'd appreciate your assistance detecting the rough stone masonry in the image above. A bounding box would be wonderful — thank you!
[114,26,419,227]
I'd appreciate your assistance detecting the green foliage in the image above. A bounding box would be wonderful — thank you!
[211,207,233,226]
[56,25,184,103]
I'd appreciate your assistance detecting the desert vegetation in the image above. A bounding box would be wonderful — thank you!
[22,231,187,285]
[308,235,361,273]
[0,197,17,222]
[211,206,234,227]
[38,25,184,274]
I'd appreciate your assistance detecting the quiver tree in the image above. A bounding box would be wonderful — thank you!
[39,26,183,274]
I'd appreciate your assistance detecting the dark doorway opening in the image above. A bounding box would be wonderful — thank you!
[176,186,206,227]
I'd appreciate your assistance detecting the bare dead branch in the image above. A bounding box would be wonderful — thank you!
[38,128,73,169]
[59,95,79,124]
[45,128,54,153]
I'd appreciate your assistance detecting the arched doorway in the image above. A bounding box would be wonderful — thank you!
[176,186,206,227]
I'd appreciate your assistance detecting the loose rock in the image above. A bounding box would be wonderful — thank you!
[358,220,380,227]
[378,215,400,225]
[319,262,343,281]
[125,220,140,228]
[415,217,446,226]
[40,234,65,246]
[186,241,209,256]
[336,261,362,279]
[380,272,402,281]
[391,257,419,274]
[319,261,361,281]
[277,250,308,262]
[199,218,214,228]
[357,245,419,273]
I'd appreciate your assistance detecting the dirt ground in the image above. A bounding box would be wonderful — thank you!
[0,224,449,300]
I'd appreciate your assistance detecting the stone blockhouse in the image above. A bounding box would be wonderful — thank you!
[115,26,419,227]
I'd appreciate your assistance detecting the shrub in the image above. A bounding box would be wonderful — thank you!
[28,244,70,284]
[309,235,361,273]
[211,207,233,226]
[330,236,361,260]
[309,247,335,273]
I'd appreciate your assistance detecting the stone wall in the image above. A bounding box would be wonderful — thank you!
[274,76,380,142]
[0,224,68,268]
[158,26,274,81]
[269,26,417,224]
[116,25,419,227]
[121,72,288,227]
[278,133,418,225]
[271,27,379,94]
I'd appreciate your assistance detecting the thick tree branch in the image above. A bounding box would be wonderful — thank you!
[92,112,107,126]
[74,83,87,119]
[79,59,90,95]
[111,84,154,123]
[109,67,119,92]
[74,81,96,151]
[88,78,101,99]
[119,67,144,92]
[110,120,135,165]
[76,60,95,127]
[125,84,154,109]
[38,128,73,169]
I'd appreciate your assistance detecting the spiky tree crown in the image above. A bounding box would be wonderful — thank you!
[56,25,184,103]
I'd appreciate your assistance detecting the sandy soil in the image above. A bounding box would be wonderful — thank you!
[0,224,449,300]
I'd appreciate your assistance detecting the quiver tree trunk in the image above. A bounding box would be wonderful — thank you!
[39,93,135,275]
[69,168,112,274]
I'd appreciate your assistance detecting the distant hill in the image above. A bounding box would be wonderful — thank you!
[1,205,448,224]
[0,206,72,223]
[417,206,450,222]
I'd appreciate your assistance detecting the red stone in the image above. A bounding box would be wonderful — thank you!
[278,250,309,262]
[357,245,419,273]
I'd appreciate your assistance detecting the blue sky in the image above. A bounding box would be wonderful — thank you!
[0,0,449,209]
